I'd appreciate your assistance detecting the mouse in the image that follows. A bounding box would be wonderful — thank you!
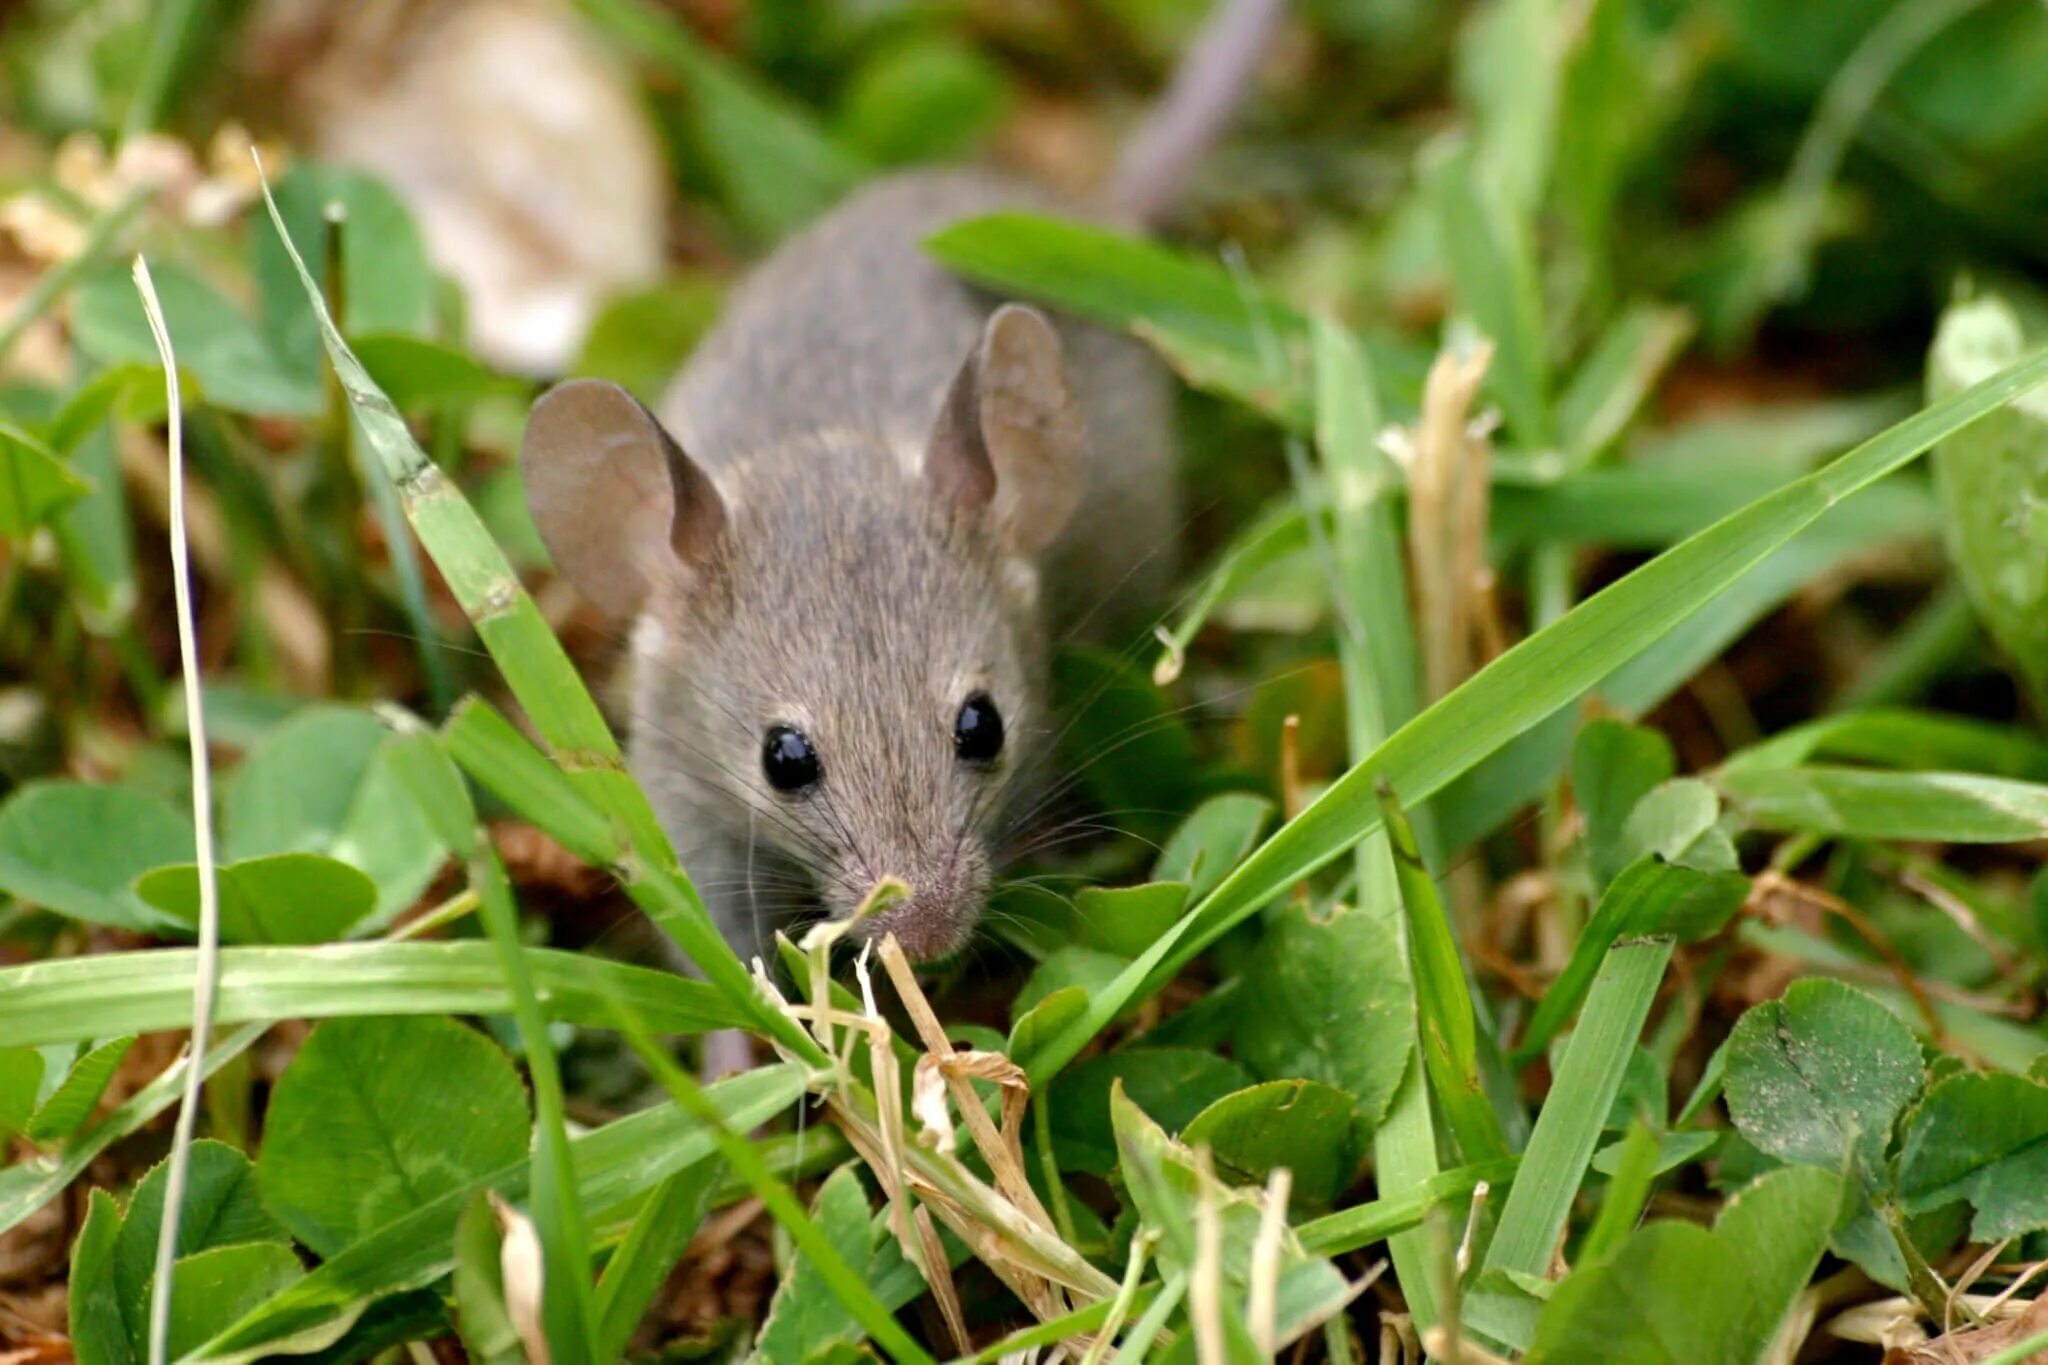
[519,1,1285,1054]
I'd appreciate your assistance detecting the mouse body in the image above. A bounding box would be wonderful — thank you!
[526,171,1174,961]
[520,1,1282,982]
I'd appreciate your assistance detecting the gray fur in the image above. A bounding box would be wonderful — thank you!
[629,170,1176,962]
[524,0,1281,983]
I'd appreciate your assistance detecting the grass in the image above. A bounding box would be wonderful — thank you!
[6,0,2048,1361]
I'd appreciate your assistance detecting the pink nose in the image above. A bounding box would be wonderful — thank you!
[857,867,980,961]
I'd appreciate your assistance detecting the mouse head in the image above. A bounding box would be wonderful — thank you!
[521,304,1084,960]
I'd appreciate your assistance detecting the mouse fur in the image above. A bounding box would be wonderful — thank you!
[520,4,1281,980]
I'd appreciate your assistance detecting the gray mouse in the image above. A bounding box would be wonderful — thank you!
[520,1,1283,1043]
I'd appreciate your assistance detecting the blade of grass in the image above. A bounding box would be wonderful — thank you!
[953,1295,1119,1364]
[1297,1159,1519,1257]
[253,160,823,1069]
[1422,136,1553,446]
[1149,498,1307,684]
[1510,858,1747,1068]
[389,730,596,1364]
[1309,315,1443,1324]
[1837,583,1979,708]
[191,1065,806,1363]
[572,0,863,238]
[615,1010,937,1365]
[1577,1119,1659,1265]
[1019,343,2048,1088]
[0,1023,264,1237]
[1555,303,1694,464]
[439,696,625,866]
[1718,765,2048,842]
[593,1162,721,1362]
[1379,781,1511,1166]
[119,0,203,142]
[1483,937,1673,1279]
[134,255,221,1365]
[1717,707,2048,781]
[0,943,745,1047]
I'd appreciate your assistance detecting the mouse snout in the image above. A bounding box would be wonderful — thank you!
[851,849,991,962]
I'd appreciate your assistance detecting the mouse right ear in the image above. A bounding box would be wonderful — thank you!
[520,379,727,618]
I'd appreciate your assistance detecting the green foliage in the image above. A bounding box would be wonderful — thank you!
[1927,294,2048,711]
[257,1016,531,1255]
[1527,1166,1845,1364]
[0,782,192,931]
[1724,978,1925,1181]
[10,1,2048,1357]
[1899,1071,2048,1239]
[135,853,376,945]
[753,1165,881,1363]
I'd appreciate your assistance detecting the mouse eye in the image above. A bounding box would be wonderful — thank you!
[954,693,1004,765]
[762,725,822,792]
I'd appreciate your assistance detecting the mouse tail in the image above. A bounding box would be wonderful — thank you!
[1107,0,1287,227]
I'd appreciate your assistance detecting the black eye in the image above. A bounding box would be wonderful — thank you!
[954,693,1004,765]
[762,725,822,792]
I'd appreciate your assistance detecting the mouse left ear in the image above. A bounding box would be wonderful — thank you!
[925,303,1085,554]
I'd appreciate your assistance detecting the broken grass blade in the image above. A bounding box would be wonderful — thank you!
[1296,1159,1519,1258]
[134,254,222,1365]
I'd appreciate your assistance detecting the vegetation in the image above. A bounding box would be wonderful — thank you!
[5,0,2048,1360]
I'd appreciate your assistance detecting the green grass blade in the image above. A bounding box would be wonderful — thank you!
[390,731,597,1364]
[1483,939,1674,1279]
[953,1297,1118,1364]
[1510,859,1747,1068]
[441,696,621,866]
[616,1015,937,1365]
[593,1163,721,1362]
[1019,343,2048,1087]
[1296,1158,1519,1257]
[0,943,745,1047]
[1422,136,1553,446]
[1577,1120,1659,1265]
[1718,764,2048,842]
[572,0,863,238]
[1149,499,1308,683]
[1717,707,2048,781]
[253,165,823,1068]
[0,1023,264,1238]
[1379,781,1510,1166]
[1555,303,1694,463]
[1307,316,1445,1323]
[188,1065,806,1363]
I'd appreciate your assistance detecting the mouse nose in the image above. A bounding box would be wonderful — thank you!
[856,854,988,962]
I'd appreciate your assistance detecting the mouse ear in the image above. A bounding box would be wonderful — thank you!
[925,304,1085,554]
[520,379,727,618]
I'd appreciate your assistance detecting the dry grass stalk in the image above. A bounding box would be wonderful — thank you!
[1189,1148,1226,1365]
[1403,339,1498,702]
[1247,1166,1292,1355]
[763,924,1118,1357]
